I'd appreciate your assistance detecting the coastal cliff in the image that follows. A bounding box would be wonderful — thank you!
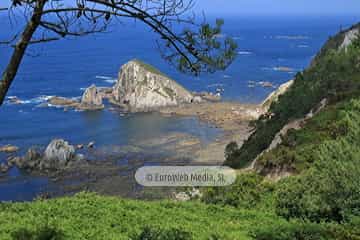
[225,22,360,179]
[111,59,194,112]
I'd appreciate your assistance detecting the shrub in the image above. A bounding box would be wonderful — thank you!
[135,226,192,240]
[201,173,273,209]
[251,221,359,240]
[11,226,64,240]
[275,100,360,223]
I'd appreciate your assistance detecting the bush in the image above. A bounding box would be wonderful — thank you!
[135,226,192,240]
[251,221,359,240]
[275,100,360,223]
[11,226,64,240]
[224,141,238,160]
[201,173,273,209]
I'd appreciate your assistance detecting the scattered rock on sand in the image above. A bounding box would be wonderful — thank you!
[0,145,19,153]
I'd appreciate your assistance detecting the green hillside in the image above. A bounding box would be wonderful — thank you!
[225,23,360,170]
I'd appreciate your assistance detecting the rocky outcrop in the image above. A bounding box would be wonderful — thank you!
[111,59,194,112]
[0,163,10,173]
[0,145,19,153]
[78,84,105,110]
[250,98,328,179]
[340,28,359,50]
[48,97,79,107]
[12,139,85,171]
[43,139,76,169]
[262,79,294,111]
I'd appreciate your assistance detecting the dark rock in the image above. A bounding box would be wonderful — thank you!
[0,163,10,173]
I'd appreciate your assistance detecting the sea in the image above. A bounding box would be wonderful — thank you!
[1,14,359,201]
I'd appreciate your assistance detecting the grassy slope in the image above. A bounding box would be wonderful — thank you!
[0,193,281,240]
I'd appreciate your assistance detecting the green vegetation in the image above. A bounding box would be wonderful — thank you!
[201,173,274,210]
[0,192,282,240]
[225,23,360,169]
[133,59,169,77]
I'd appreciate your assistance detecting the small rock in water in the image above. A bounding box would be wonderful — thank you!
[42,139,76,170]
[0,145,19,153]
[48,96,79,107]
[0,163,10,173]
[7,96,22,104]
[76,144,84,150]
[78,84,105,110]
[259,81,274,88]
[88,141,95,148]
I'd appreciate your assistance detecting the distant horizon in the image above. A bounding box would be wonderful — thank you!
[1,0,360,17]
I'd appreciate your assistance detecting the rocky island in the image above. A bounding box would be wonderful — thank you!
[110,59,195,112]
[45,59,214,112]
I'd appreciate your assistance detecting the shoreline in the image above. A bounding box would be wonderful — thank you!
[0,100,264,201]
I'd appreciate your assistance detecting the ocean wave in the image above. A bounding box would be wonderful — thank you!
[5,95,54,105]
[297,44,310,48]
[207,83,225,88]
[273,67,294,72]
[238,51,253,55]
[95,75,117,84]
[275,35,310,40]
[104,79,117,84]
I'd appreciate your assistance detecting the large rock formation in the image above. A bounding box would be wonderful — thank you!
[78,84,105,110]
[111,59,194,112]
[43,139,76,169]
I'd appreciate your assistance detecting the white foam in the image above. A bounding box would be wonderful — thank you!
[104,79,117,84]
[95,75,117,84]
[275,35,310,40]
[95,75,113,80]
[297,45,309,48]
[207,83,225,88]
[238,51,253,55]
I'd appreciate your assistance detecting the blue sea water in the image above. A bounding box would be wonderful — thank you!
[0,15,359,201]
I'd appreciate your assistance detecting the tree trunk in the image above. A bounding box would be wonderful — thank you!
[0,0,46,106]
